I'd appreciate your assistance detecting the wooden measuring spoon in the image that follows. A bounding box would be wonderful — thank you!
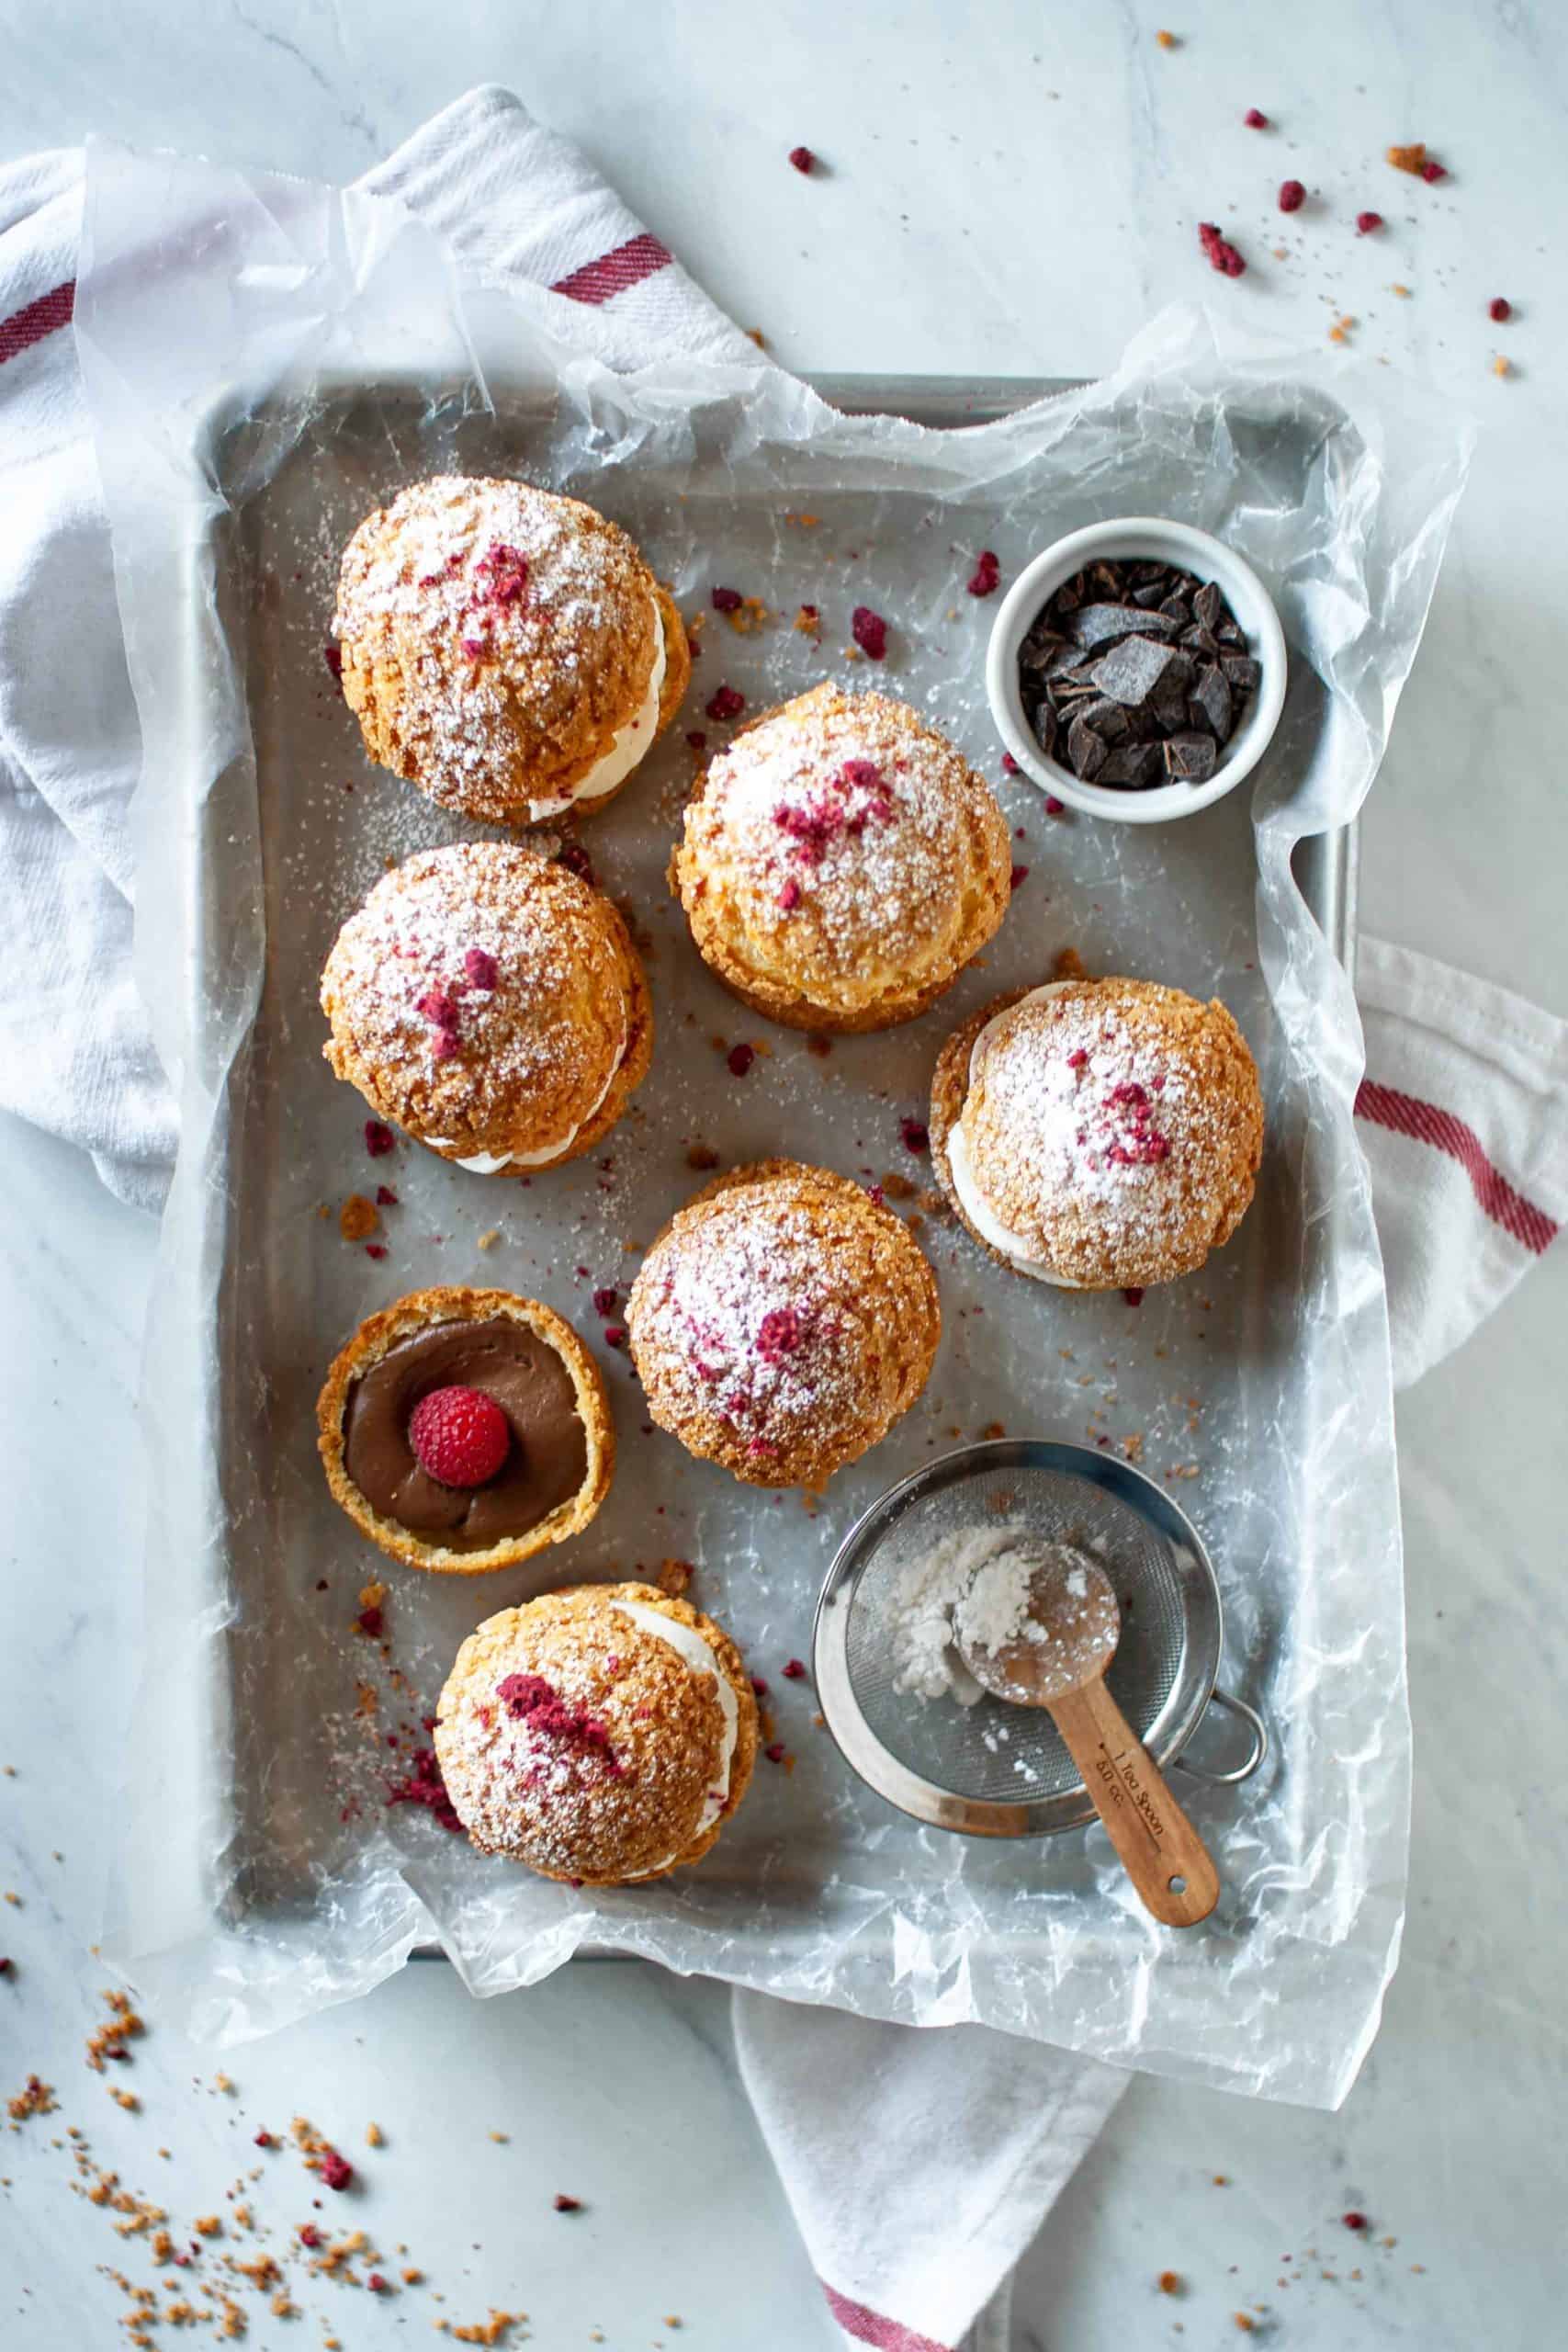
[953,1542,1219,1927]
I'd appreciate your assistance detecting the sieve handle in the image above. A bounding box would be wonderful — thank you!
[1049,1678,1221,1928]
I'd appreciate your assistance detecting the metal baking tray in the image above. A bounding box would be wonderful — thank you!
[176,372,1357,1985]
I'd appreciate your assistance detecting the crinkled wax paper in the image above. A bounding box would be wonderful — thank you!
[76,136,1472,2105]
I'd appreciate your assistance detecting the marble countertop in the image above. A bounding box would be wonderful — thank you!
[3,4,1565,2346]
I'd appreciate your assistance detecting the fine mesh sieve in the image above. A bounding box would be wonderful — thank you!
[814,1440,1267,1838]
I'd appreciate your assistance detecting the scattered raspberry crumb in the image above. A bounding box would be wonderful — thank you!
[705,684,746,722]
[899,1116,930,1154]
[367,2272,389,2293]
[318,2148,353,2192]
[686,1143,721,1170]
[365,1242,388,1261]
[323,642,344,691]
[0,1957,11,1975]
[965,549,1000,597]
[364,1119,395,1158]
[727,1043,756,1078]
[1278,179,1305,212]
[750,1678,769,1697]
[553,2193,582,2212]
[711,586,743,612]
[465,947,499,990]
[1419,158,1447,184]
[1356,210,1383,233]
[254,2131,273,2148]
[375,1184,398,1207]
[355,1605,384,1639]
[782,1659,807,1680]
[1489,296,1512,322]
[851,605,887,659]
[787,145,817,175]
[592,1287,619,1317]
[1387,141,1442,178]
[794,603,821,640]
[603,1325,627,1351]
[1123,1287,1145,1306]
[1010,865,1030,889]
[777,877,802,911]
[387,1746,463,1834]
[1343,2211,1369,2231]
[555,841,596,885]
[685,729,707,751]
[1243,107,1268,129]
[1198,221,1247,277]
[298,2225,321,2249]
[1044,793,1066,816]
[764,1743,787,1764]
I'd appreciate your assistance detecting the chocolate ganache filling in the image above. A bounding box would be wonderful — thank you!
[344,1317,588,1551]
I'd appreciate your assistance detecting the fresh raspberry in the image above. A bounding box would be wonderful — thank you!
[1243,107,1269,129]
[711,586,743,612]
[408,1386,511,1487]
[1278,179,1305,212]
[851,605,887,659]
[966,549,1001,597]
[706,684,746,722]
[787,145,816,175]
[1356,210,1383,233]
[1489,296,1511,322]
[464,947,498,989]
[364,1119,395,1158]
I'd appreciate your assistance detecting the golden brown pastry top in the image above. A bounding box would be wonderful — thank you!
[671,684,1011,1028]
[320,842,647,1163]
[333,474,669,823]
[626,1159,940,1487]
[434,1582,759,1884]
[931,978,1263,1289]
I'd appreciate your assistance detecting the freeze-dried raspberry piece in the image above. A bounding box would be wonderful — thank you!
[711,586,743,612]
[464,948,498,989]
[706,684,746,722]
[788,145,816,175]
[1356,210,1383,234]
[1198,221,1247,277]
[727,1043,756,1079]
[966,549,1000,597]
[1489,296,1512,322]
[851,605,887,659]
[899,1116,930,1155]
[364,1119,395,1158]
[777,877,802,911]
[1278,179,1305,212]
[1244,107,1269,129]
[756,1307,804,1363]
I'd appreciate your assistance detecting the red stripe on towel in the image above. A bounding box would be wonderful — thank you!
[1356,1079,1559,1254]
[0,277,74,366]
[821,2281,953,2352]
[550,231,671,306]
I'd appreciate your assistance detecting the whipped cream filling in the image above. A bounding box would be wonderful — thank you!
[947,982,1086,1288]
[612,1600,740,1878]
[428,1012,630,1174]
[526,599,667,823]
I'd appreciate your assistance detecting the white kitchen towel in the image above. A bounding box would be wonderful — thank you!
[2,81,1565,2352]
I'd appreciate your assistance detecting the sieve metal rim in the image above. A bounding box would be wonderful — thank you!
[813,1438,1226,1838]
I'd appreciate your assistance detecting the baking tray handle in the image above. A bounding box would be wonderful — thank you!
[1175,1688,1269,1786]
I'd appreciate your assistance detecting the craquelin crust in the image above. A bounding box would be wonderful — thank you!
[320,842,652,1172]
[434,1580,760,1885]
[626,1158,941,1488]
[317,1285,615,1575]
[333,474,684,826]
[670,684,1012,1033]
[930,978,1264,1290]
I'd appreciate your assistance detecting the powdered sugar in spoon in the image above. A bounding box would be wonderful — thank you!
[953,1539,1220,1927]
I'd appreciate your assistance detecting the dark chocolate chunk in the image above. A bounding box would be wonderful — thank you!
[1164,732,1219,782]
[1180,624,1221,658]
[1217,622,1247,651]
[1069,602,1179,650]
[1158,594,1192,625]
[1032,702,1057,759]
[1074,696,1131,742]
[1087,634,1179,707]
[1066,714,1108,780]
[1193,580,1224,634]
[1189,662,1233,740]
[1098,742,1164,788]
[1221,653,1260,695]
[1132,581,1169,607]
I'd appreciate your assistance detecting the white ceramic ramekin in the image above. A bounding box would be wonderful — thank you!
[985,517,1287,825]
